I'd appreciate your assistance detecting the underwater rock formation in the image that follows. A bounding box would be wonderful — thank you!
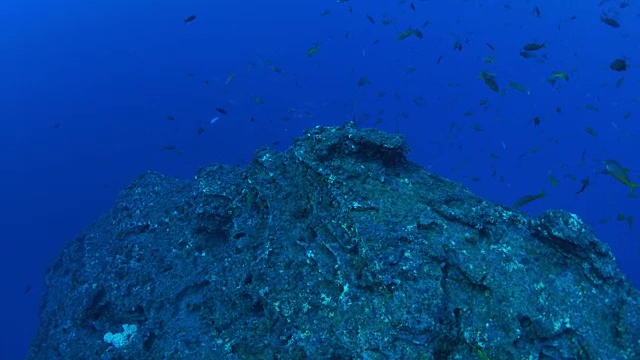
[28,122,640,359]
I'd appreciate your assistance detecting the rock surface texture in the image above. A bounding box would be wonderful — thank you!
[28,122,640,359]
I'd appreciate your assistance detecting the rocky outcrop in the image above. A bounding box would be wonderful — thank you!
[28,122,640,359]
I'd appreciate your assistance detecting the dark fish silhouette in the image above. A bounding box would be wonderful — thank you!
[610,58,627,72]
[600,15,620,28]
[576,177,590,194]
[513,189,545,209]
[522,42,545,51]
[184,15,196,25]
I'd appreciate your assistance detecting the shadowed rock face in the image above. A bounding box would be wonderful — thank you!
[29,122,640,359]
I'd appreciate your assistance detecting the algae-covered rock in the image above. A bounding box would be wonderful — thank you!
[29,122,640,359]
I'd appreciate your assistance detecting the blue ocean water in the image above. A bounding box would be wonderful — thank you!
[1,0,638,358]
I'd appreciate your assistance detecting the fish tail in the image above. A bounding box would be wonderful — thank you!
[630,183,640,194]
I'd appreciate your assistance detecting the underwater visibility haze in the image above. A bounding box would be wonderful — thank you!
[1,0,639,358]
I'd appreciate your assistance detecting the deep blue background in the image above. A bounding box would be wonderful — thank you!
[1,0,638,358]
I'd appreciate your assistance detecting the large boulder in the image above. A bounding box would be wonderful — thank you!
[28,122,640,359]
